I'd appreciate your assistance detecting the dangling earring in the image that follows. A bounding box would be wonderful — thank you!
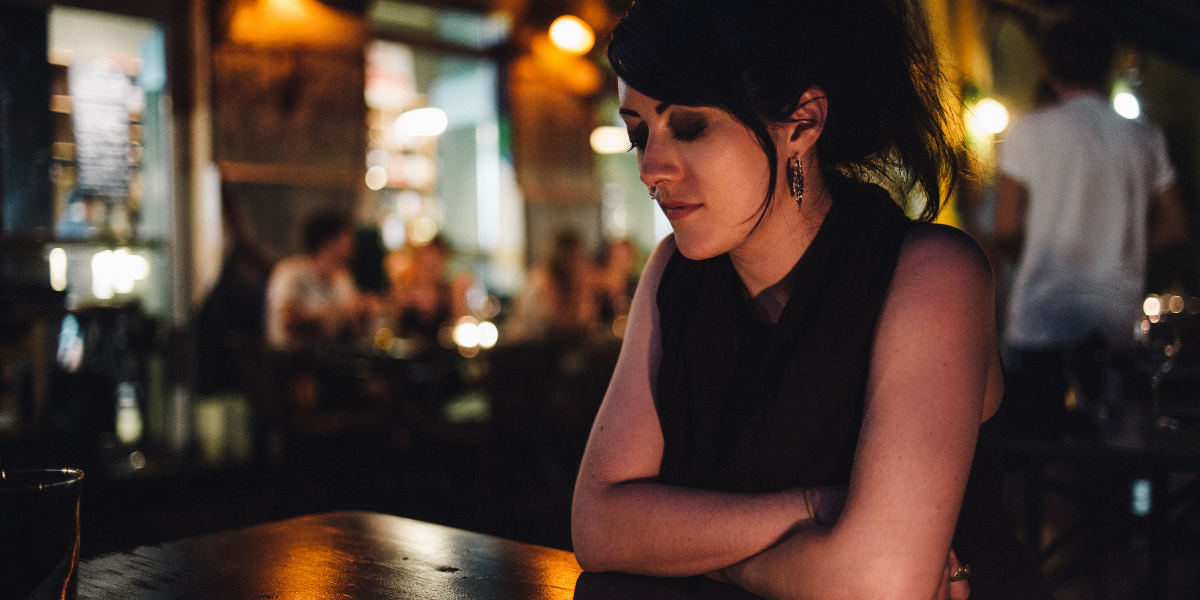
[789,157,805,211]
[649,186,657,201]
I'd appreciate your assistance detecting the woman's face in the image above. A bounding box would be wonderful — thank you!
[619,81,787,260]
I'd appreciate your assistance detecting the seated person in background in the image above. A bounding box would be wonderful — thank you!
[596,238,639,324]
[265,211,374,350]
[511,230,601,341]
[386,236,471,342]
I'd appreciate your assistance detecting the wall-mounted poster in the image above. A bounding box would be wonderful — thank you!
[213,45,365,172]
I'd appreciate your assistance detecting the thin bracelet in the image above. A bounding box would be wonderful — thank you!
[804,488,819,525]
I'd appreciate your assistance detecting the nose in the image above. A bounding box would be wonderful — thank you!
[638,134,683,190]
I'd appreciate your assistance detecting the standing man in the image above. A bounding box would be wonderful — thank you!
[995,16,1187,439]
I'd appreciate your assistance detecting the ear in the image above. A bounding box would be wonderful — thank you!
[780,86,827,157]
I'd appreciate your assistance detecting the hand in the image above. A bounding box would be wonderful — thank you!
[936,548,970,600]
[703,568,734,584]
[808,486,847,527]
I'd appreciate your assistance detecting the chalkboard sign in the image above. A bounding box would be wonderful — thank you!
[70,56,132,197]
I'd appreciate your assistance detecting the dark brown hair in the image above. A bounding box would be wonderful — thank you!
[1041,17,1115,91]
[302,211,350,254]
[608,0,962,222]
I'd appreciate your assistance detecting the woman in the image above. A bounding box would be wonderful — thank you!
[596,238,639,326]
[387,236,470,343]
[570,1,1051,599]
[511,230,602,340]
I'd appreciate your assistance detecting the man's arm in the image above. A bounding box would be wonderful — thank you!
[993,173,1027,257]
[1149,183,1187,253]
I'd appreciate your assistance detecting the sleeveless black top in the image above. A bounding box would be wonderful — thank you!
[654,176,1051,599]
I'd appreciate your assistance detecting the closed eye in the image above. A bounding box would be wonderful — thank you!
[627,122,648,152]
[668,112,707,142]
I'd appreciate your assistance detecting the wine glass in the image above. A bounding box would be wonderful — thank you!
[1132,296,1182,430]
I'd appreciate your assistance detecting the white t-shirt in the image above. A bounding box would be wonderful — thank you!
[265,255,358,350]
[999,93,1176,348]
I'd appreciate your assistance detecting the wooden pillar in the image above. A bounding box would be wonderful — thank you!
[0,6,54,239]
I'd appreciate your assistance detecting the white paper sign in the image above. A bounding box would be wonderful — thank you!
[70,56,133,196]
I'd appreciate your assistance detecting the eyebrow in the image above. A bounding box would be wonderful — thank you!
[618,102,673,119]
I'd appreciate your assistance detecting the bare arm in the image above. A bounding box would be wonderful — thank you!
[572,235,829,576]
[994,173,1027,257]
[723,225,999,600]
[1149,183,1187,253]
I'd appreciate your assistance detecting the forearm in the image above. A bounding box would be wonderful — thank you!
[572,480,812,576]
[993,174,1026,258]
[727,523,938,600]
[1149,185,1187,252]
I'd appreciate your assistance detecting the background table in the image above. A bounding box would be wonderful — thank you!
[1000,423,1200,599]
[80,510,759,600]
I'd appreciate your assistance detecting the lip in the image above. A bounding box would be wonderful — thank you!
[657,201,701,221]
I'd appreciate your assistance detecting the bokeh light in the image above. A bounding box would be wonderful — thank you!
[549,15,594,55]
[590,126,630,154]
[49,247,67,292]
[1114,92,1140,120]
[477,321,498,349]
[392,107,448,137]
[453,316,481,348]
[410,216,438,244]
[365,165,388,190]
[1144,295,1162,317]
[967,98,1008,136]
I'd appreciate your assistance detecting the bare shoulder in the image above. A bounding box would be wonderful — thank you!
[893,223,994,296]
[643,234,678,281]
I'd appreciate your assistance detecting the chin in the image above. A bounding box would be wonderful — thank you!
[671,230,728,261]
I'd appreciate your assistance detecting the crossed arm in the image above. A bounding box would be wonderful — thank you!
[571,236,821,576]
[572,226,1001,600]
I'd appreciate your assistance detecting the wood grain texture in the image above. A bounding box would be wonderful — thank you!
[78,510,759,599]
[79,511,581,600]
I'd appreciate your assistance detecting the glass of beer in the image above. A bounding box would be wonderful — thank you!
[0,469,84,600]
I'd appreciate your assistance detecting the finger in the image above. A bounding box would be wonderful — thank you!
[935,560,951,600]
[947,550,969,600]
[950,579,971,600]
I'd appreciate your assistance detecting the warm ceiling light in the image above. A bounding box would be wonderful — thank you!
[392,107,448,137]
[549,15,594,55]
[590,126,630,154]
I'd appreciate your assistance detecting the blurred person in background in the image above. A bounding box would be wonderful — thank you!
[511,230,600,341]
[195,186,273,394]
[994,15,1187,440]
[596,239,639,326]
[386,236,471,344]
[265,211,377,350]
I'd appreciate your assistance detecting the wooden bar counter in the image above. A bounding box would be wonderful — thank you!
[79,510,759,599]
